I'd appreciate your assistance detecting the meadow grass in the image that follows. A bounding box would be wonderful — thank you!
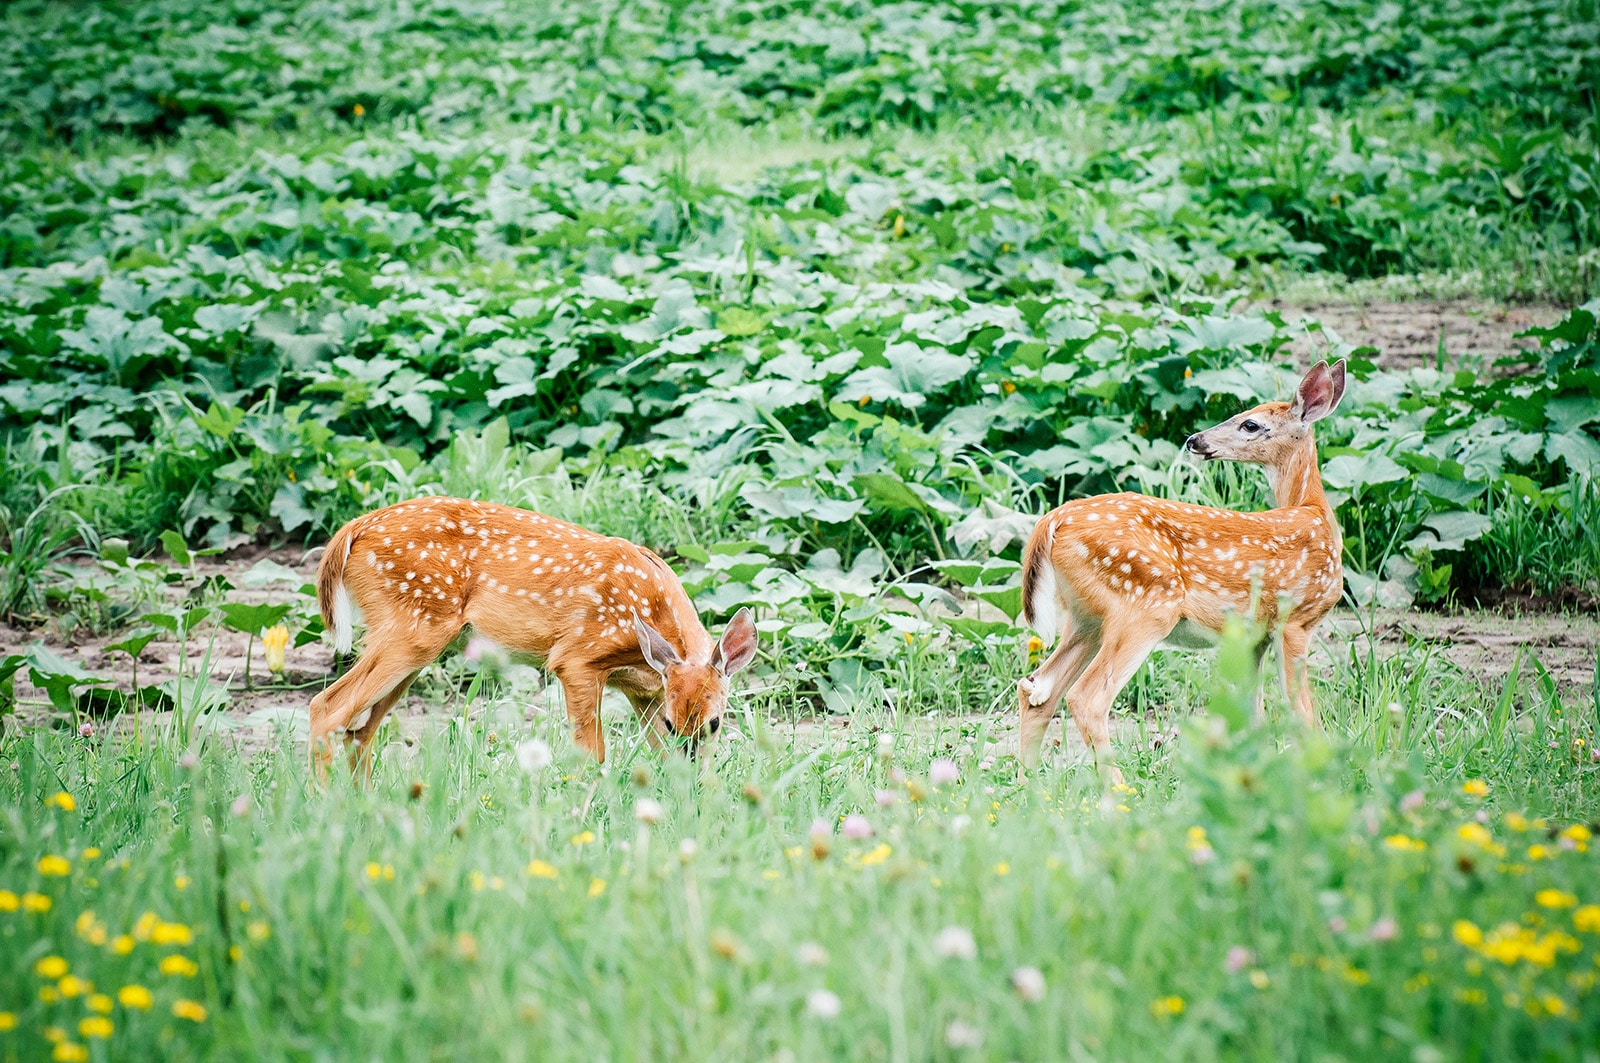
[2,633,1598,1062]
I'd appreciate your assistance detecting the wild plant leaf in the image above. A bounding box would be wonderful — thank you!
[219,601,294,637]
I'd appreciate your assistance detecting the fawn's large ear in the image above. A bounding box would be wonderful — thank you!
[634,615,682,676]
[711,607,758,676]
[1292,360,1345,423]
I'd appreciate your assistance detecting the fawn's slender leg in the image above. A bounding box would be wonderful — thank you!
[1279,623,1319,727]
[1251,637,1272,721]
[1063,617,1171,785]
[1018,632,1100,770]
[309,633,453,780]
[345,671,420,784]
[552,662,607,762]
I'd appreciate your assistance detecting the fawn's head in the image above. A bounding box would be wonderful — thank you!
[1185,360,1346,466]
[633,607,758,755]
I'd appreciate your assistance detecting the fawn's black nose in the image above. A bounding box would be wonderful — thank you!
[1185,433,1212,457]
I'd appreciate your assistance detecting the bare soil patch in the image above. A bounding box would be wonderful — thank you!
[1265,299,1567,373]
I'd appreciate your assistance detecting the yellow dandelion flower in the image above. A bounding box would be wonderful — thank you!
[526,860,557,879]
[352,103,365,118]
[39,986,60,1003]
[37,855,71,877]
[22,892,51,912]
[151,921,193,946]
[44,1026,66,1043]
[52,1042,88,1063]
[1248,969,1269,989]
[858,843,892,867]
[35,956,69,979]
[1149,995,1185,1017]
[1453,920,1484,947]
[117,985,153,1010]
[571,831,595,847]
[1383,834,1426,852]
[1185,826,1209,850]
[0,890,17,911]
[994,862,1011,876]
[78,1017,112,1039]
[174,875,190,891]
[1505,812,1529,831]
[1572,905,1600,933]
[0,1012,14,1031]
[86,994,112,1014]
[132,912,157,940]
[158,954,198,977]
[57,975,90,998]
[1462,780,1488,797]
[46,792,76,812]
[247,920,270,942]
[1536,889,1579,909]
[81,848,100,860]
[365,862,384,880]
[587,878,606,898]
[1528,844,1552,860]
[110,935,135,955]
[262,624,289,674]
[171,999,207,1023]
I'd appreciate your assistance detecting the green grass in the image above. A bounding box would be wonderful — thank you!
[2,630,1599,1061]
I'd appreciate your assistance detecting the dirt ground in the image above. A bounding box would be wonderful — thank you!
[1268,300,1567,372]
[3,548,1595,765]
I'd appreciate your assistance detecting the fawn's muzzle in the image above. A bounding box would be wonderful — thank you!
[1184,433,1213,457]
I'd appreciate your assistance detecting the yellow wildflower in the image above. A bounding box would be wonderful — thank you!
[1462,780,1488,797]
[247,920,270,942]
[1185,826,1209,850]
[994,862,1010,876]
[46,792,76,812]
[151,921,194,946]
[571,831,595,847]
[0,1012,14,1030]
[1505,812,1529,831]
[37,855,71,877]
[174,875,190,891]
[78,1017,112,1039]
[262,624,289,674]
[110,935,135,955]
[0,890,17,911]
[1528,844,1552,860]
[86,994,112,1014]
[1536,889,1578,909]
[1572,905,1600,933]
[587,878,607,898]
[352,103,365,118]
[1559,824,1591,851]
[1383,834,1426,852]
[526,860,557,879]
[171,999,207,1023]
[52,1043,88,1063]
[57,975,90,998]
[132,912,157,940]
[1453,920,1484,947]
[35,956,69,979]
[858,843,892,867]
[1149,995,1185,1017]
[22,892,51,912]
[117,985,153,1010]
[159,955,198,977]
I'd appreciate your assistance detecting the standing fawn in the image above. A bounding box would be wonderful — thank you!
[309,496,757,779]
[1017,360,1348,782]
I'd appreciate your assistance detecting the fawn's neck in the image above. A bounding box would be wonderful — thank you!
[1264,431,1335,522]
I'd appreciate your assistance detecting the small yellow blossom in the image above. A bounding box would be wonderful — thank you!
[1149,995,1185,1017]
[117,985,153,1010]
[35,956,69,979]
[571,831,595,847]
[86,994,112,1014]
[22,892,52,912]
[78,1017,112,1040]
[1462,780,1488,797]
[262,624,289,674]
[110,935,135,955]
[37,855,71,877]
[0,1012,14,1030]
[0,890,17,911]
[1185,826,1209,850]
[1559,824,1591,851]
[39,987,60,1003]
[1536,889,1578,910]
[1248,969,1269,989]
[1453,920,1484,947]
[57,975,90,998]
[588,878,606,898]
[132,912,157,940]
[1383,834,1427,852]
[1528,844,1552,860]
[159,955,198,977]
[995,862,1011,876]
[174,875,191,891]
[858,843,892,867]
[151,921,194,946]
[46,792,76,812]
[1573,905,1600,933]
[172,999,207,1023]
[527,860,557,879]
[81,848,100,860]
[247,920,270,942]
[52,1043,88,1063]
[352,103,365,118]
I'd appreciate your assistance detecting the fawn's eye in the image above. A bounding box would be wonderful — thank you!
[1240,419,1262,433]
[709,717,722,734]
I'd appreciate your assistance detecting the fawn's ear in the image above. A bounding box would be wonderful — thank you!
[712,607,758,676]
[1292,360,1345,423]
[634,616,682,676]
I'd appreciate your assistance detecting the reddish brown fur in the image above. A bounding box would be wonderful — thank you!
[309,496,756,780]
[1017,362,1347,782]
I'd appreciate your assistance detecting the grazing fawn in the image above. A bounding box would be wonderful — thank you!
[309,496,757,779]
[1017,360,1348,781]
